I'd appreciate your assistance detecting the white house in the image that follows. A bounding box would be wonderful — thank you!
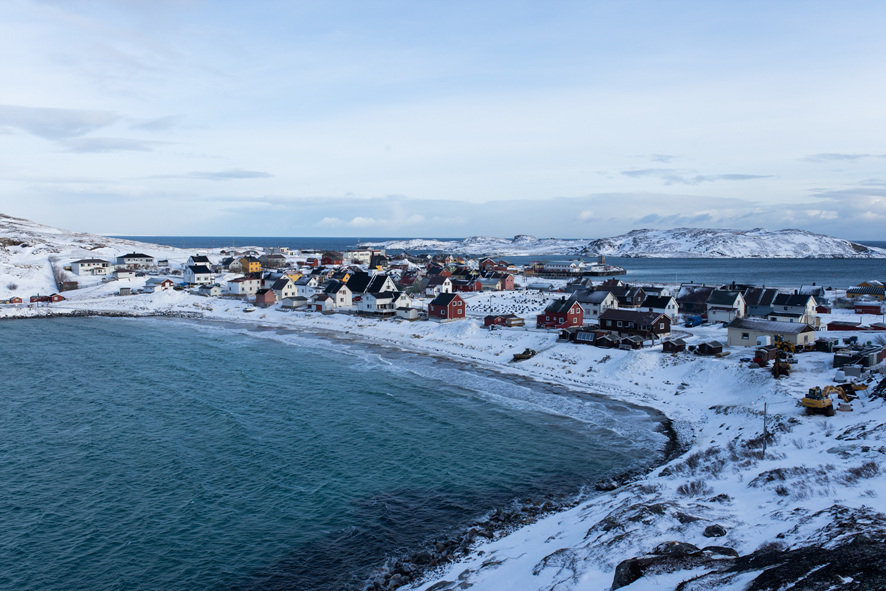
[184,265,213,285]
[196,284,222,297]
[642,295,679,321]
[71,259,111,276]
[270,277,297,301]
[358,291,412,314]
[116,253,155,268]
[573,290,619,321]
[543,260,582,274]
[706,291,746,323]
[144,278,175,293]
[187,254,212,267]
[323,281,353,307]
[228,276,261,296]
[295,275,320,298]
[424,276,453,297]
[726,318,817,347]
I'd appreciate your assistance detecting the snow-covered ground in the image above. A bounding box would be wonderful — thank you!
[3,215,886,590]
[363,228,886,259]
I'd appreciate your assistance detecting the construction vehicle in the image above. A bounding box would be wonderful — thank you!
[801,387,836,416]
[774,335,796,354]
[771,349,791,378]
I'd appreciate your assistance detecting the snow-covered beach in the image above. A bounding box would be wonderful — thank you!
[2,217,886,590]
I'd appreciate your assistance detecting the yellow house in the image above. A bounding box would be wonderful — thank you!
[285,271,303,283]
[239,256,262,274]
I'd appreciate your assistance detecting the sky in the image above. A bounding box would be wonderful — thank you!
[1,0,885,239]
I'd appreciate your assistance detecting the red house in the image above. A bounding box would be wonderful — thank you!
[427,293,467,322]
[855,303,883,315]
[8,296,23,304]
[255,288,276,308]
[321,251,343,266]
[536,298,583,329]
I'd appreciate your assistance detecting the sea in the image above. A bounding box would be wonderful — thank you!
[112,236,886,289]
[0,317,667,591]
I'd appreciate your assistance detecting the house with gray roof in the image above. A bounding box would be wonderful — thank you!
[725,318,816,347]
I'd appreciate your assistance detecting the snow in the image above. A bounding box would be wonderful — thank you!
[3,214,886,590]
[363,228,886,259]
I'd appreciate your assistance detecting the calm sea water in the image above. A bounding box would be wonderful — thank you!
[111,236,885,289]
[0,317,664,591]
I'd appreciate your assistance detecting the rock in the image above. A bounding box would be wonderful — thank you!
[650,541,701,556]
[675,512,701,524]
[703,524,728,537]
[702,545,739,557]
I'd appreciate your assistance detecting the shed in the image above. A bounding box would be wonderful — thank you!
[661,338,686,353]
[696,341,725,356]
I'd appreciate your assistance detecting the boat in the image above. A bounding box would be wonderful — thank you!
[243,306,256,313]
[512,348,537,362]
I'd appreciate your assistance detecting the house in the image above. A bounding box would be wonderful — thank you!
[706,290,746,323]
[197,284,222,297]
[642,286,672,298]
[642,295,679,321]
[321,251,344,266]
[675,284,716,315]
[271,277,297,301]
[30,293,65,303]
[255,288,276,308]
[452,278,482,292]
[483,314,525,327]
[855,302,884,315]
[696,341,725,356]
[280,296,309,309]
[369,254,389,269]
[608,285,646,308]
[7,296,23,304]
[428,293,467,322]
[725,318,816,347]
[543,260,582,274]
[294,275,321,298]
[424,276,453,297]
[311,294,336,312]
[598,309,671,339]
[366,274,397,294]
[114,269,135,280]
[742,287,780,317]
[572,290,619,321]
[477,278,502,292]
[766,293,818,326]
[184,265,213,285]
[71,258,111,276]
[396,307,421,321]
[228,276,261,296]
[345,249,372,265]
[239,256,262,274]
[144,278,175,293]
[483,271,515,290]
[661,338,687,353]
[186,254,212,267]
[847,286,886,301]
[116,253,155,268]
[259,253,287,269]
[358,291,412,315]
[323,281,353,307]
[536,298,583,329]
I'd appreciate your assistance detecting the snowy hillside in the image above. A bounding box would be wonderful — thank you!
[369,229,886,259]
[582,228,886,259]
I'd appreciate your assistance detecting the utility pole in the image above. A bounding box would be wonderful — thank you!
[763,402,768,456]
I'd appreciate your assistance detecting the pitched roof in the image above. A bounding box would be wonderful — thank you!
[676,284,715,303]
[772,293,814,307]
[187,265,212,275]
[725,318,815,334]
[189,255,211,263]
[642,295,675,309]
[544,298,580,314]
[367,274,392,293]
[599,309,666,324]
[707,290,742,306]
[430,292,461,306]
[742,287,779,308]
[271,278,293,290]
[572,289,614,305]
[345,271,372,293]
[72,258,109,264]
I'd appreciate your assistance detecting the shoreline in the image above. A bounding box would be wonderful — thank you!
[3,308,684,590]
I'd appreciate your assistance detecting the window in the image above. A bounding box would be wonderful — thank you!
[617,321,622,327]
[660,323,665,329]
[742,332,749,340]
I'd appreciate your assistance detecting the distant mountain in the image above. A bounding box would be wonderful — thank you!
[580,228,886,258]
[370,228,886,258]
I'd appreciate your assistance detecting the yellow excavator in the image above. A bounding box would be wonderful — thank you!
[801,384,861,416]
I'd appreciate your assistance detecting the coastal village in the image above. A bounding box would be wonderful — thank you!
[2,224,886,590]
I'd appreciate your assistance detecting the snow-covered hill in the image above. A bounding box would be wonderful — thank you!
[368,229,886,258]
[581,228,886,259]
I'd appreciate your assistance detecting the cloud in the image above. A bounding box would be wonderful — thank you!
[130,115,183,132]
[648,154,678,163]
[184,169,274,180]
[803,153,886,163]
[0,104,118,139]
[319,214,426,229]
[61,137,169,152]
[620,168,773,185]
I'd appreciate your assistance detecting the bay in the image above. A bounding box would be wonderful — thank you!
[0,317,664,591]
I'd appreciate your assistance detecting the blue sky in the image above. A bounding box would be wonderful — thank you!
[1,0,884,239]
